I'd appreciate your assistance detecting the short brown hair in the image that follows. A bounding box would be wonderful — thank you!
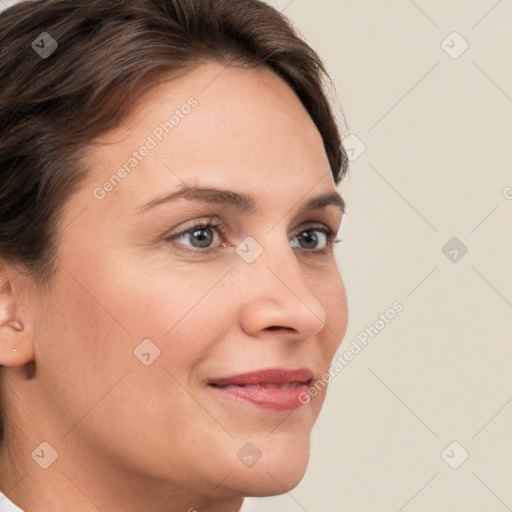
[0,0,348,286]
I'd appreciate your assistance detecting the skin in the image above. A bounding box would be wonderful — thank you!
[0,61,348,511]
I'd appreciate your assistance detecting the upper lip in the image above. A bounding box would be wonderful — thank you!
[208,367,314,387]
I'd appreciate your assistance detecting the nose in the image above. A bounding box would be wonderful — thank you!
[238,238,328,342]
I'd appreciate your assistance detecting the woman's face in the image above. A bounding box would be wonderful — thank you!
[19,62,347,503]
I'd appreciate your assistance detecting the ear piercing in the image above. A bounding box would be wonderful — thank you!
[11,321,23,331]
[5,322,22,353]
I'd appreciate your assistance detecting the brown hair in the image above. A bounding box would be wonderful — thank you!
[0,0,348,287]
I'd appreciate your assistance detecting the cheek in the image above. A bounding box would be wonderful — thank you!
[316,264,348,354]
[118,267,219,323]
[31,261,234,469]
[35,273,118,367]
[77,256,233,376]
[30,271,138,438]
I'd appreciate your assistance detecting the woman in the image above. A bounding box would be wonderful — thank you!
[0,0,349,510]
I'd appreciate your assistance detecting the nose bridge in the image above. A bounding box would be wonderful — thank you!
[237,230,327,336]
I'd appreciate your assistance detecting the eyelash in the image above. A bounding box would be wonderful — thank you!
[165,216,342,256]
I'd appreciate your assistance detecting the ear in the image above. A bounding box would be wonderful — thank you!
[0,262,35,367]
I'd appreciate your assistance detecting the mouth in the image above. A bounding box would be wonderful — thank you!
[208,368,314,411]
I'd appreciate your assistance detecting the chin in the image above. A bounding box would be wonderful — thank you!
[223,433,311,497]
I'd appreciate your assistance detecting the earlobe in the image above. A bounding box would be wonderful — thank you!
[0,264,35,367]
[0,322,35,367]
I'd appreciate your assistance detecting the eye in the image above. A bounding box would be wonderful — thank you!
[165,217,226,254]
[165,217,342,255]
[290,226,341,253]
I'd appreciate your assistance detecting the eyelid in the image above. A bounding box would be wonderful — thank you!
[165,216,224,240]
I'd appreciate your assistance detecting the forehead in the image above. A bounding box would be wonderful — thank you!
[82,61,334,213]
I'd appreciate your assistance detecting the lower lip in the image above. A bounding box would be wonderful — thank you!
[209,384,310,411]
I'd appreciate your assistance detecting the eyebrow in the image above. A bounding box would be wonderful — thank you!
[137,184,345,216]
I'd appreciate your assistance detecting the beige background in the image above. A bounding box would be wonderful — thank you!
[243,1,512,511]
[1,0,510,510]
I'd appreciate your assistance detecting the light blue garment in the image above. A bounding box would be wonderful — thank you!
[0,493,23,512]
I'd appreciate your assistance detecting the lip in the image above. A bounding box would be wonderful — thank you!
[208,367,313,411]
